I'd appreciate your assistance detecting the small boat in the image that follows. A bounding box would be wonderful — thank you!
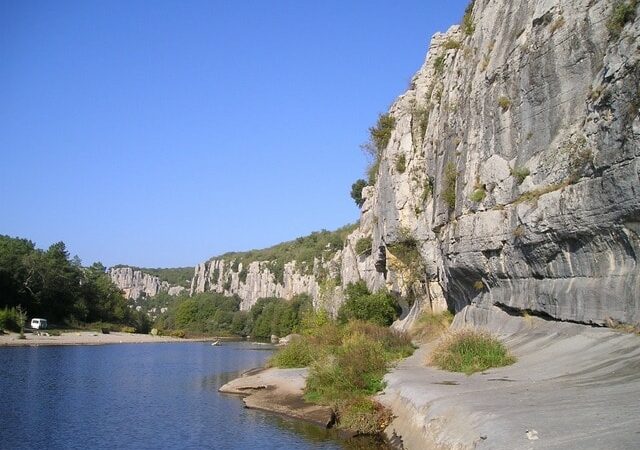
[211,340,220,346]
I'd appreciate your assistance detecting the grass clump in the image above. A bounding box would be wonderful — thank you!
[434,54,446,74]
[462,1,476,36]
[355,236,373,256]
[270,338,318,368]
[469,187,486,202]
[511,166,530,184]
[363,113,396,184]
[443,38,462,50]
[607,0,638,39]
[498,96,512,111]
[443,162,458,209]
[394,154,407,173]
[430,329,515,375]
[410,310,454,342]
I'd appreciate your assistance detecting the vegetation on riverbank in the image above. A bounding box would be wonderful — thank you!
[430,329,515,375]
[270,310,413,435]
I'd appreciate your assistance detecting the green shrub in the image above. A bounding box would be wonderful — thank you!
[607,0,638,39]
[433,54,446,74]
[368,113,396,155]
[270,338,319,368]
[355,236,373,256]
[443,162,458,209]
[462,1,476,36]
[498,96,512,111]
[0,307,20,332]
[511,166,530,184]
[469,188,486,202]
[430,329,515,375]
[338,282,399,326]
[120,326,136,333]
[350,179,367,207]
[443,39,462,50]
[170,329,186,338]
[394,154,407,173]
[337,397,392,435]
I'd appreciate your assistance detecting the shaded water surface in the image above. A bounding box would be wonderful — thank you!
[0,342,387,449]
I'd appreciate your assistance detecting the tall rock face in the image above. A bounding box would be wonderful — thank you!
[350,0,640,327]
[189,0,639,327]
[109,267,186,300]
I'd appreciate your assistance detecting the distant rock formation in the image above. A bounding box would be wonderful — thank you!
[108,267,186,300]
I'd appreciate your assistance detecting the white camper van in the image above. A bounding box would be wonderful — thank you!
[30,318,48,330]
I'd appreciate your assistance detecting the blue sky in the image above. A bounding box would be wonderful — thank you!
[1,0,469,268]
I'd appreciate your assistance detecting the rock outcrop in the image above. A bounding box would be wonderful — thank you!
[353,0,640,327]
[108,267,186,300]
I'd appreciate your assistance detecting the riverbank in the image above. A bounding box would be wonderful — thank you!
[218,305,640,449]
[0,330,188,347]
[219,367,335,428]
[379,305,640,450]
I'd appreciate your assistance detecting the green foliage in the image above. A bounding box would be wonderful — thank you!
[269,313,413,433]
[430,329,516,375]
[355,236,373,256]
[338,281,399,326]
[443,39,462,50]
[158,292,242,335]
[388,227,421,268]
[250,294,312,339]
[462,1,476,36]
[498,96,512,111]
[350,179,368,208]
[469,187,486,202]
[218,224,356,284]
[511,166,530,184]
[369,113,396,155]
[0,306,21,332]
[412,105,430,140]
[269,338,317,368]
[363,114,396,184]
[607,0,638,39]
[433,54,446,74]
[394,154,407,173]
[0,235,145,330]
[443,162,458,209]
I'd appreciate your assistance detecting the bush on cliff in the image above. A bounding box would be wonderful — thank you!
[337,281,399,326]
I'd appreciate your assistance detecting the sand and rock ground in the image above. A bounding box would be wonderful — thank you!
[0,330,184,346]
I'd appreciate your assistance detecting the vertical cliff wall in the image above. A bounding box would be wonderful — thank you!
[351,0,640,327]
[189,0,639,327]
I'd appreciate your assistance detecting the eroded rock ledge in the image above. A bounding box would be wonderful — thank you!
[219,367,335,428]
[380,305,640,450]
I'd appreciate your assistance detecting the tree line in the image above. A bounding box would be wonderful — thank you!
[0,235,149,331]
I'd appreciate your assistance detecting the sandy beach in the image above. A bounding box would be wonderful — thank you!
[0,330,187,347]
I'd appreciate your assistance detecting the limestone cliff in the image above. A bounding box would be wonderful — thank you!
[190,0,639,327]
[190,227,353,313]
[109,267,187,300]
[352,0,640,327]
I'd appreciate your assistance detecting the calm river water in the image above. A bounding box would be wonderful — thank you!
[0,341,384,449]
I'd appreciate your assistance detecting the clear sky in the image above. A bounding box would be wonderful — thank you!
[1,0,469,268]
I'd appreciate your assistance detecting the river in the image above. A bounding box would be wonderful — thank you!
[0,341,384,449]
